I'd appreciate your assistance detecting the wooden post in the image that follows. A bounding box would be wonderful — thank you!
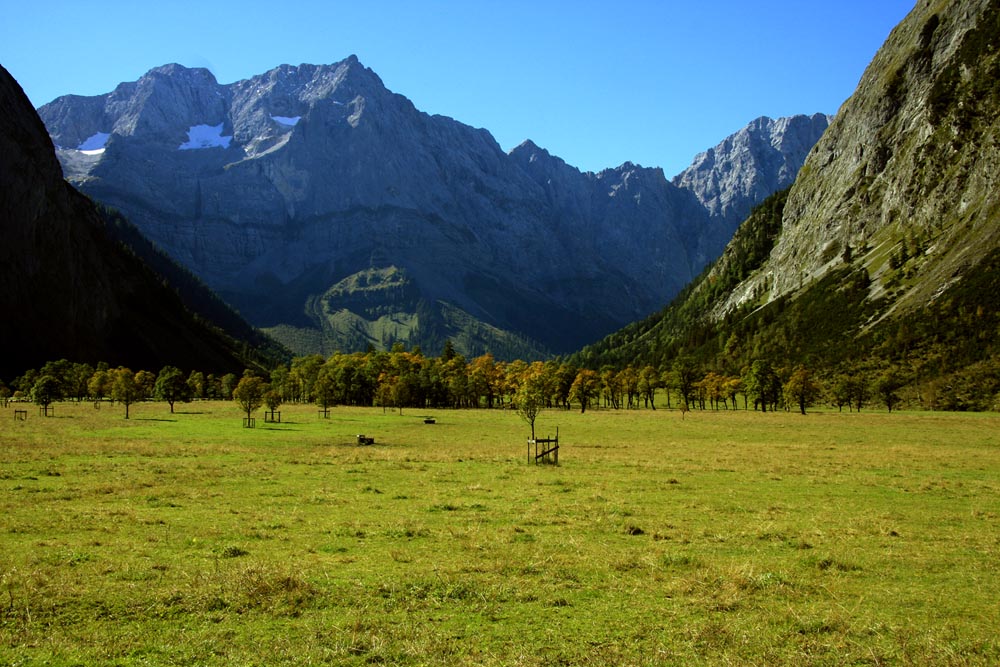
[14,409,27,421]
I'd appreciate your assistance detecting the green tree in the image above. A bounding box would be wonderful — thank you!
[672,357,700,409]
[32,375,62,415]
[233,375,267,421]
[220,373,239,400]
[264,388,283,413]
[783,366,822,415]
[0,381,10,408]
[313,369,337,413]
[154,366,192,413]
[744,359,781,412]
[875,369,904,413]
[829,374,853,411]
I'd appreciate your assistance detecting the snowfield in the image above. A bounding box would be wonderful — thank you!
[271,115,301,126]
[179,124,233,150]
[77,132,109,155]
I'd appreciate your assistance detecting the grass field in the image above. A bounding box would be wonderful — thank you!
[1,401,998,665]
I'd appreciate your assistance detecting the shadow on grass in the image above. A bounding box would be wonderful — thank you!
[135,418,178,423]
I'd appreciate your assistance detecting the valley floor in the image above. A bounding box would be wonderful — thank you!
[1,402,998,665]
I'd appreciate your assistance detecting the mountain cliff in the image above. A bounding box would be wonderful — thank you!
[0,64,281,380]
[576,0,1000,409]
[39,58,827,358]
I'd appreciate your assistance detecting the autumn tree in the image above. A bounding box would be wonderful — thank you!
[638,366,660,409]
[783,366,822,415]
[516,362,548,440]
[569,369,600,413]
[110,367,141,419]
[88,369,110,402]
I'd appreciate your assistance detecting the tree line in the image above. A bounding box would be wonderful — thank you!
[3,344,913,419]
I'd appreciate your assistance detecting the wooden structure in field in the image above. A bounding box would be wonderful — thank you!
[528,426,559,465]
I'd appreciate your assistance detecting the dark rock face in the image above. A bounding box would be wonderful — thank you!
[39,57,828,357]
[0,65,260,379]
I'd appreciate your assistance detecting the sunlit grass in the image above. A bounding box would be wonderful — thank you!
[1,402,998,665]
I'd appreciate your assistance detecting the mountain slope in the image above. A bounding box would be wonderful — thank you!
[575,0,1000,409]
[38,59,828,358]
[0,64,282,380]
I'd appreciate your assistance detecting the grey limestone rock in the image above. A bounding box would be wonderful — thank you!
[39,56,828,357]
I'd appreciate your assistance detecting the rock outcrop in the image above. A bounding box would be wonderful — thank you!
[716,0,1000,319]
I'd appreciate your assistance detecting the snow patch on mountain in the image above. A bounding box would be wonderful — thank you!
[74,131,110,154]
[78,132,110,150]
[178,123,232,150]
[271,115,301,126]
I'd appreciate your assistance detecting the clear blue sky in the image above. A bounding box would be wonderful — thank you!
[2,0,914,176]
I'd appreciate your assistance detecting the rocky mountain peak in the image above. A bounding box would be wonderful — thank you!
[672,113,831,225]
[38,59,829,358]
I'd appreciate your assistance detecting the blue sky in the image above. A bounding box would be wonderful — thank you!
[2,0,914,176]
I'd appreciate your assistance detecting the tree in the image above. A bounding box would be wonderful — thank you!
[569,369,600,413]
[744,359,781,412]
[135,370,156,402]
[88,369,110,402]
[829,374,853,412]
[154,366,192,413]
[515,362,548,440]
[220,373,239,400]
[0,381,10,408]
[32,375,61,415]
[875,369,904,413]
[187,370,206,400]
[638,366,660,409]
[672,357,700,409]
[110,367,140,419]
[313,369,337,413]
[264,388,283,413]
[783,366,822,415]
[233,375,267,421]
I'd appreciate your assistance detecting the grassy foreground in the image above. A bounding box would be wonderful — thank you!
[1,402,998,666]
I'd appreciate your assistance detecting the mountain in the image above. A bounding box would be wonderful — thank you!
[0,64,283,381]
[575,0,1000,410]
[38,57,828,359]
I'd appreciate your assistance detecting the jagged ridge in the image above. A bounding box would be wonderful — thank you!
[38,57,828,358]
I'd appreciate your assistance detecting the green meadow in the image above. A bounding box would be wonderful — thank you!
[1,402,998,665]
